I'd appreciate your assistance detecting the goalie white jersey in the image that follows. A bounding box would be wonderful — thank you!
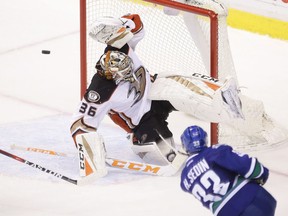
[71,14,152,137]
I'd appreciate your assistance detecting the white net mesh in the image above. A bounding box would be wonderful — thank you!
[83,0,288,151]
[86,0,208,81]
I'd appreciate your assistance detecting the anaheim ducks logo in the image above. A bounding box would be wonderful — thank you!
[128,66,146,107]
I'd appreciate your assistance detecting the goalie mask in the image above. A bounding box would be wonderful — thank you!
[89,16,135,49]
[99,51,134,85]
[181,125,208,155]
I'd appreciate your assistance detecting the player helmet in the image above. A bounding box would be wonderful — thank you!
[99,51,134,84]
[180,125,208,155]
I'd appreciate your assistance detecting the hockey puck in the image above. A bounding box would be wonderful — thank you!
[42,50,51,54]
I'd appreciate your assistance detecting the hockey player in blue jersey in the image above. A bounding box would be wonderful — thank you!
[180,125,277,216]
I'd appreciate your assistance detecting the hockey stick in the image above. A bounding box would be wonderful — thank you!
[0,148,78,185]
[10,144,187,176]
[10,144,74,157]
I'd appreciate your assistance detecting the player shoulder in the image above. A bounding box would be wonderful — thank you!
[211,143,232,151]
[84,73,117,104]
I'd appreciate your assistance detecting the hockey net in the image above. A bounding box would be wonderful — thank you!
[80,0,288,151]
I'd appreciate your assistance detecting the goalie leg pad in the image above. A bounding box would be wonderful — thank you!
[148,75,243,123]
[76,132,108,178]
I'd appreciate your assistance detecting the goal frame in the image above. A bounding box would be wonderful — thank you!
[79,0,220,144]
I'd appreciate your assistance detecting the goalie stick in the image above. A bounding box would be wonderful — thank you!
[10,144,187,176]
[105,153,187,176]
[0,148,78,185]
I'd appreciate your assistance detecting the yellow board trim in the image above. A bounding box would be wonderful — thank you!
[228,8,288,41]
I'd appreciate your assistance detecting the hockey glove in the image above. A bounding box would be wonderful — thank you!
[122,14,143,34]
[255,167,269,185]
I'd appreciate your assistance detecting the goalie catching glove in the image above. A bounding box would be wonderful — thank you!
[89,14,143,49]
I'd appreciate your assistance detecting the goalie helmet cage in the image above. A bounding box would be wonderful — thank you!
[79,0,288,151]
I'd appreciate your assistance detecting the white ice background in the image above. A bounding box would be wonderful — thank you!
[0,1,288,216]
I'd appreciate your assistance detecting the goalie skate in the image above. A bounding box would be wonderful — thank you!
[220,77,244,119]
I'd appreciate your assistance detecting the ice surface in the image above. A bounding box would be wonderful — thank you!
[0,1,288,216]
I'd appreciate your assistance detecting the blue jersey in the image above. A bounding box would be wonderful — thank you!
[180,144,269,216]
